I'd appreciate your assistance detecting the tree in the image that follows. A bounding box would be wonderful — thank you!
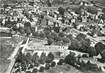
[39,66,45,72]
[51,32,59,41]
[95,42,105,55]
[98,51,105,63]
[76,33,86,41]
[39,52,46,64]
[87,47,97,57]
[32,68,38,73]
[24,22,32,36]
[64,52,76,66]
[79,38,91,52]
[58,7,65,16]
[25,53,32,64]
[47,38,54,45]
[57,59,64,65]
[66,34,73,40]
[62,37,70,44]
[32,53,39,65]
[87,6,98,14]
[58,32,65,37]
[47,0,52,7]
[68,39,82,50]
[98,14,105,20]
[51,61,56,67]
[44,27,51,35]
[38,32,45,39]
[45,52,54,63]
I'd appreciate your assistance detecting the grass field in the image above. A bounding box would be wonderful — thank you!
[0,36,25,73]
[0,38,14,73]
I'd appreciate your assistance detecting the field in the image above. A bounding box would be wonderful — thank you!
[0,36,25,73]
[44,64,82,73]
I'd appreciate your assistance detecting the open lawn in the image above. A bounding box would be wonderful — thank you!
[0,36,25,73]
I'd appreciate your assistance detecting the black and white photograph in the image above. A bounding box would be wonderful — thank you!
[0,0,105,73]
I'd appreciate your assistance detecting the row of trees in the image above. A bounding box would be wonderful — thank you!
[1,0,105,5]
[0,0,74,4]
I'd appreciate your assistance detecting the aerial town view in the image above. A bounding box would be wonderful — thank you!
[0,0,105,73]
